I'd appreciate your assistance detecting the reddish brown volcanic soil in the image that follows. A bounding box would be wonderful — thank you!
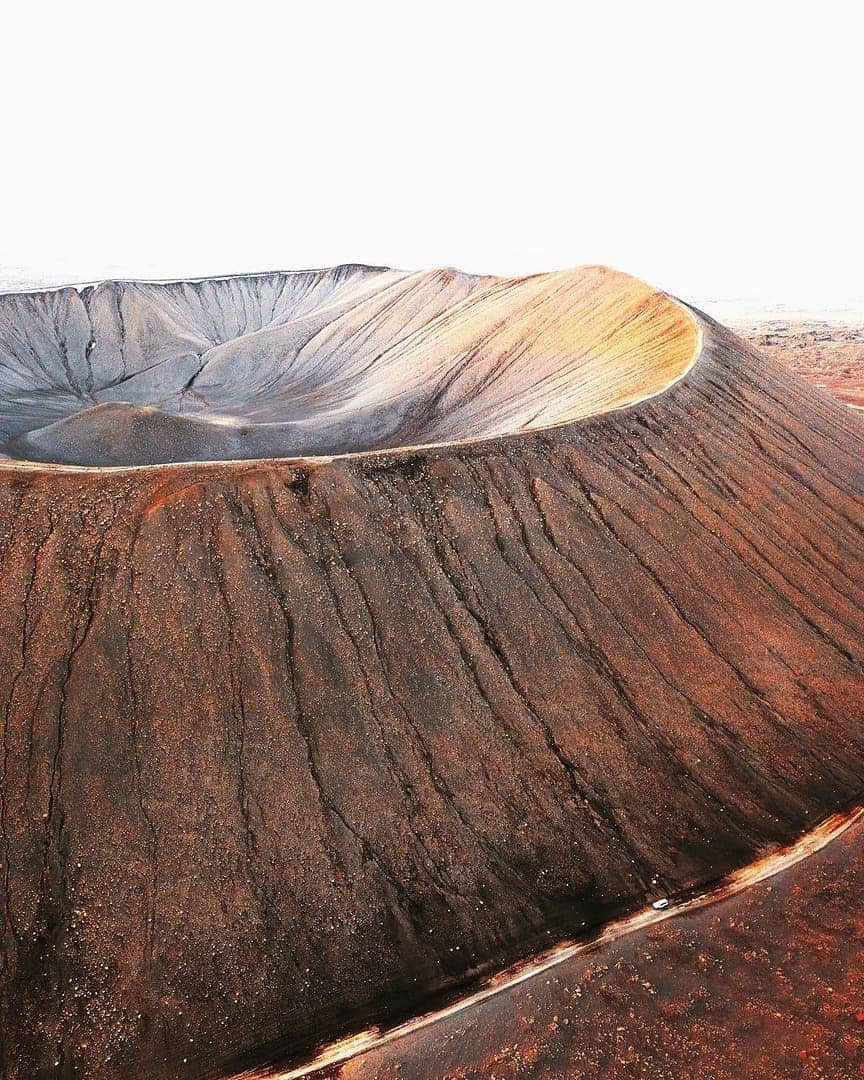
[736,319,864,409]
[309,810,864,1080]
[0,270,862,1078]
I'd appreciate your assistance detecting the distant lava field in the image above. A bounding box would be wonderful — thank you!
[0,267,861,1079]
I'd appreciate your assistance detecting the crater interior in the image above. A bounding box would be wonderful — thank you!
[0,264,699,468]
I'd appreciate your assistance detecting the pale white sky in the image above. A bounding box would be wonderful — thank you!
[1,2,862,313]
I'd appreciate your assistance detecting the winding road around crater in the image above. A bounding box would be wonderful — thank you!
[232,803,864,1079]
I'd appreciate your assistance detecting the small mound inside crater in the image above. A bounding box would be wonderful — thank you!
[10,403,267,468]
[0,265,699,467]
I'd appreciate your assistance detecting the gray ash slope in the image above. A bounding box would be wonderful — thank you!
[0,265,486,465]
